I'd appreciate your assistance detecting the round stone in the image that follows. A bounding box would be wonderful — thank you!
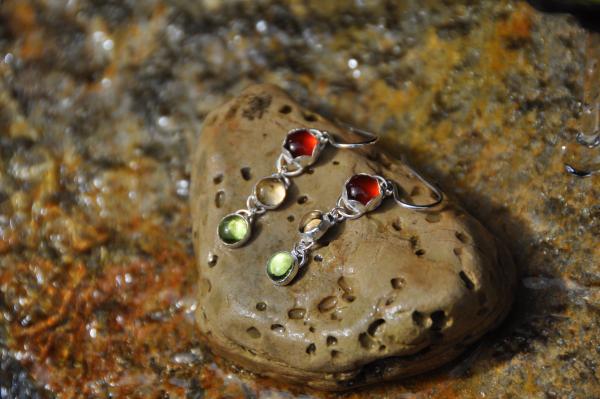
[218,214,250,245]
[303,218,321,233]
[283,129,318,158]
[266,251,295,281]
[346,174,381,206]
[254,177,286,208]
[298,210,331,241]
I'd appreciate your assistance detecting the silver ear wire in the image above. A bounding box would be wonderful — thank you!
[324,121,379,149]
[389,165,443,210]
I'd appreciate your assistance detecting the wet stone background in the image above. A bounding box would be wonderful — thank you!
[0,0,598,398]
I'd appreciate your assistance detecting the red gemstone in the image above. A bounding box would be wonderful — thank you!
[284,129,318,158]
[346,175,381,206]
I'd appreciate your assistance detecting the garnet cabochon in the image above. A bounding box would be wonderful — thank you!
[346,175,381,206]
[284,129,319,158]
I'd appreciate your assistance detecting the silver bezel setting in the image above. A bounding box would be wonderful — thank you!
[217,211,252,248]
[340,173,386,215]
[266,251,299,286]
[298,210,332,242]
[280,128,328,170]
[252,174,288,210]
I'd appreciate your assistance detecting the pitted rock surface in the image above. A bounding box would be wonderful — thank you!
[191,84,517,390]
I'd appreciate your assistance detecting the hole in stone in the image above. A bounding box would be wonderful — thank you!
[391,220,402,231]
[288,308,306,319]
[206,114,217,125]
[412,311,426,328]
[240,167,252,181]
[410,186,421,196]
[459,271,475,290]
[270,324,285,334]
[391,277,406,289]
[309,326,315,333]
[246,327,261,339]
[385,296,395,306]
[215,190,225,208]
[318,296,337,313]
[213,174,223,184]
[200,278,212,293]
[415,249,426,257]
[303,112,318,122]
[287,215,295,222]
[425,213,441,223]
[430,310,448,331]
[256,302,267,311]
[333,160,340,165]
[368,151,380,161]
[478,292,487,305]
[337,277,352,293]
[342,293,356,303]
[358,333,376,350]
[379,345,386,352]
[331,350,340,359]
[326,336,338,346]
[306,343,316,355]
[431,331,444,341]
[455,231,468,243]
[453,247,462,256]
[279,104,292,114]
[409,236,419,249]
[207,253,218,267]
[314,254,323,262]
[368,319,385,336]
[297,195,308,204]
[331,311,342,321]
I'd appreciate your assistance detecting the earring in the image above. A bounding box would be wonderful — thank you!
[265,169,443,285]
[217,125,378,248]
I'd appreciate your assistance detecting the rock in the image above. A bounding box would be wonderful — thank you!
[190,84,517,391]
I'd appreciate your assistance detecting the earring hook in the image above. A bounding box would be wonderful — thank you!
[324,120,379,149]
[390,164,443,210]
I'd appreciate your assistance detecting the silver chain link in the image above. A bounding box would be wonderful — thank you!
[276,153,305,177]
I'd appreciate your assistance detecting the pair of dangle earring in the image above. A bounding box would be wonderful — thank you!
[266,171,444,285]
[217,126,378,247]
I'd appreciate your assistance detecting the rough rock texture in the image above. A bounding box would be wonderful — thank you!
[0,0,599,398]
[191,84,516,390]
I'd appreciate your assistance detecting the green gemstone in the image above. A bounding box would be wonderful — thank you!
[267,251,295,279]
[218,214,249,245]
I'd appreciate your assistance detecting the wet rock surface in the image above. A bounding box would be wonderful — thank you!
[191,84,517,390]
[0,0,598,398]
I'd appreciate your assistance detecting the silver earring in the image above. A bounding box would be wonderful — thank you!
[265,169,443,285]
[217,125,378,248]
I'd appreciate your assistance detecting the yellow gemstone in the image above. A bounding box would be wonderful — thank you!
[302,218,321,233]
[255,177,286,208]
